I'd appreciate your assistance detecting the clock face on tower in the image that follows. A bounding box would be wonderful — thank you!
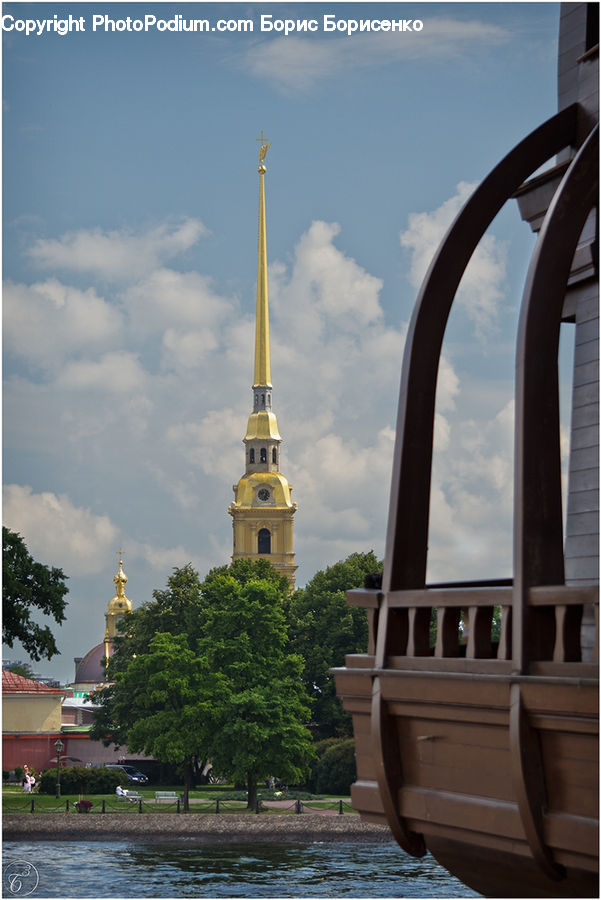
[257,488,270,502]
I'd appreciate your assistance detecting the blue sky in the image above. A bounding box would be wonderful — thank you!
[3,2,564,683]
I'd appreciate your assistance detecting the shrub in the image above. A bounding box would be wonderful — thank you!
[88,767,124,794]
[3,770,10,781]
[14,766,24,784]
[303,739,339,792]
[312,738,357,795]
[38,766,122,795]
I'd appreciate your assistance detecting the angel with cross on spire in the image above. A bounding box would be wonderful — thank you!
[257,130,271,163]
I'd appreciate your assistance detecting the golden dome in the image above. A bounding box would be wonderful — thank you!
[108,556,132,615]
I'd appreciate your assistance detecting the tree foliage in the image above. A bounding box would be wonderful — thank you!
[307,738,357,795]
[196,571,314,807]
[2,527,69,661]
[91,560,313,809]
[202,557,291,596]
[284,551,382,739]
[90,566,208,807]
[7,662,35,678]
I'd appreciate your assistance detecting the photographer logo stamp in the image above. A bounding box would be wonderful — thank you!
[3,860,39,896]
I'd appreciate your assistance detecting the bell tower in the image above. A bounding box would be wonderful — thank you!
[103,550,132,660]
[228,134,297,587]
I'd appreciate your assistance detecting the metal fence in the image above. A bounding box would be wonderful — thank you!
[3,796,355,815]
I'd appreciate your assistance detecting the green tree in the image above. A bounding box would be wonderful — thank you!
[202,557,290,595]
[284,551,382,739]
[308,737,357,795]
[7,662,35,678]
[90,565,209,794]
[2,528,69,661]
[93,632,217,809]
[196,571,314,809]
[92,560,314,810]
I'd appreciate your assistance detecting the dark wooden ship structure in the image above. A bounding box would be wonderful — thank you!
[334,5,599,897]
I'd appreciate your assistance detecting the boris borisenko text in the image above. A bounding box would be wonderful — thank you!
[1,13,425,37]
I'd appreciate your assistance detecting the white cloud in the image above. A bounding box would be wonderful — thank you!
[3,278,122,370]
[244,19,509,92]
[28,219,207,282]
[283,221,383,330]
[122,267,231,341]
[2,483,204,585]
[3,484,120,576]
[427,397,515,581]
[289,426,396,555]
[400,182,508,335]
[121,266,238,375]
[127,540,204,573]
[161,328,219,369]
[166,409,245,482]
[56,351,148,393]
[269,220,393,416]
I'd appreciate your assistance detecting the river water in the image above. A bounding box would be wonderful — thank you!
[3,839,480,898]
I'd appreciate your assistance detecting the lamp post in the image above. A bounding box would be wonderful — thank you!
[54,738,64,800]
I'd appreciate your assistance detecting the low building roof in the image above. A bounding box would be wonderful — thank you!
[62,696,98,709]
[2,670,63,695]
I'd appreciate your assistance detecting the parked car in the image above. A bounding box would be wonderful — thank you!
[105,764,149,785]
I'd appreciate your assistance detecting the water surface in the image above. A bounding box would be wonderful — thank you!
[3,839,480,898]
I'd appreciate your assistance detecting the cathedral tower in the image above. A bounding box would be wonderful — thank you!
[104,551,132,660]
[228,135,297,587]
[72,552,133,691]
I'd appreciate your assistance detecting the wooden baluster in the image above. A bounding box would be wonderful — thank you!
[526,607,556,662]
[407,607,432,656]
[366,608,378,656]
[466,606,493,658]
[435,607,461,657]
[388,608,409,657]
[553,604,582,662]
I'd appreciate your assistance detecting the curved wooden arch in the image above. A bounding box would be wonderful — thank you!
[371,105,590,863]
[513,123,599,672]
[382,104,579,595]
[509,125,598,881]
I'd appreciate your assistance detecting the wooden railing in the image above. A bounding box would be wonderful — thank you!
[347,581,599,675]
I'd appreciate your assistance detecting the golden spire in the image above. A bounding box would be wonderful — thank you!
[228,135,297,589]
[112,549,128,601]
[107,550,131,619]
[254,130,272,388]
[104,549,132,663]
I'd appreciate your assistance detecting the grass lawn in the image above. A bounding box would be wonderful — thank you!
[3,787,353,815]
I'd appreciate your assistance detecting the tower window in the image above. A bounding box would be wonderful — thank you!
[249,449,255,464]
[258,528,271,554]
[272,448,277,464]
[260,448,267,463]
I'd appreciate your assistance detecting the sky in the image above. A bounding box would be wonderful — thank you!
[3,1,567,684]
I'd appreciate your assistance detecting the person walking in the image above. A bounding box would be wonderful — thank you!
[22,765,32,793]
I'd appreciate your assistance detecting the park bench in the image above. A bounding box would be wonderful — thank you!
[117,790,141,803]
[154,791,179,803]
